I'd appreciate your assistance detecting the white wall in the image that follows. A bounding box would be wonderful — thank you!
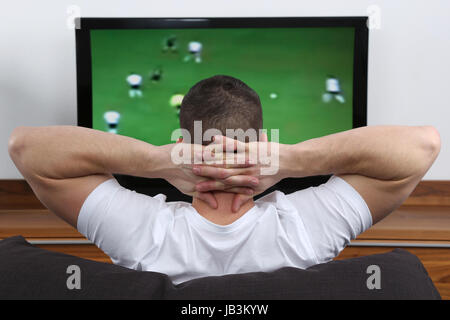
[1,0,449,179]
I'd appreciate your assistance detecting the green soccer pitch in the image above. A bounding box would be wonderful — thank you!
[91,27,355,146]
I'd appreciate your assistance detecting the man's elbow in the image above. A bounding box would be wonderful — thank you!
[8,126,32,163]
[417,126,441,175]
[423,126,441,159]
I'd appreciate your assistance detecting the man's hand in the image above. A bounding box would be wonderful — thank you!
[191,135,291,211]
[155,142,256,209]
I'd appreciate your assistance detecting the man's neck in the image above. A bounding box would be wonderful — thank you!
[192,192,255,226]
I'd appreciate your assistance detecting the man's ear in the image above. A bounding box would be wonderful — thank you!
[260,132,268,142]
[177,137,183,143]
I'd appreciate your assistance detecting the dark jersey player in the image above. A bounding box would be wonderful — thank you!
[149,66,163,83]
[162,35,178,53]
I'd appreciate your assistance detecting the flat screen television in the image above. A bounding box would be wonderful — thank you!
[76,17,368,200]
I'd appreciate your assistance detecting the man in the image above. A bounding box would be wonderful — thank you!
[322,75,345,104]
[103,110,121,134]
[126,72,143,98]
[184,41,203,63]
[8,75,440,285]
[169,93,184,117]
[149,66,163,83]
[162,34,178,53]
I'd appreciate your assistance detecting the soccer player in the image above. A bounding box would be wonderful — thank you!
[103,111,121,134]
[149,66,163,83]
[322,75,345,104]
[162,35,178,53]
[170,93,184,117]
[126,72,143,98]
[184,41,203,63]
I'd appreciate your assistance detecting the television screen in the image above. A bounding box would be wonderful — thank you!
[77,18,367,196]
[89,27,359,145]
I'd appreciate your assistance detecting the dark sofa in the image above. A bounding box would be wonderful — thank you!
[0,236,441,300]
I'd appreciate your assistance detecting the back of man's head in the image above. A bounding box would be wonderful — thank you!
[180,75,263,144]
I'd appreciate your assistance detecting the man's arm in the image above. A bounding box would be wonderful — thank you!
[8,126,219,227]
[285,125,441,223]
[194,126,441,223]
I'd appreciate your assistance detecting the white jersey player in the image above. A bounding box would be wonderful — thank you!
[103,111,121,134]
[184,41,203,63]
[126,73,143,98]
[322,76,345,104]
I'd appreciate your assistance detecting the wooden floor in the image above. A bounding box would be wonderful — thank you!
[1,205,449,299]
[357,205,450,241]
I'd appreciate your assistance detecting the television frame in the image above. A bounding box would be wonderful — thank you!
[76,17,368,200]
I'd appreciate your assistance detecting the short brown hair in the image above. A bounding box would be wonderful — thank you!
[180,75,263,144]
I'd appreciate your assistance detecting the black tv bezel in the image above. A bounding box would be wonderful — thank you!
[76,17,368,200]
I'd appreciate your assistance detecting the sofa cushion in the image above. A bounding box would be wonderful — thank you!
[0,236,171,299]
[0,236,441,300]
[170,248,441,300]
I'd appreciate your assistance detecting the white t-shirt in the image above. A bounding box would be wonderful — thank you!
[77,175,372,284]
[126,74,142,86]
[188,41,202,53]
[103,111,121,125]
[326,77,341,93]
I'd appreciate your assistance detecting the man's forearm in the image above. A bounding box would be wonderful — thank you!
[8,126,168,180]
[285,126,440,181]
